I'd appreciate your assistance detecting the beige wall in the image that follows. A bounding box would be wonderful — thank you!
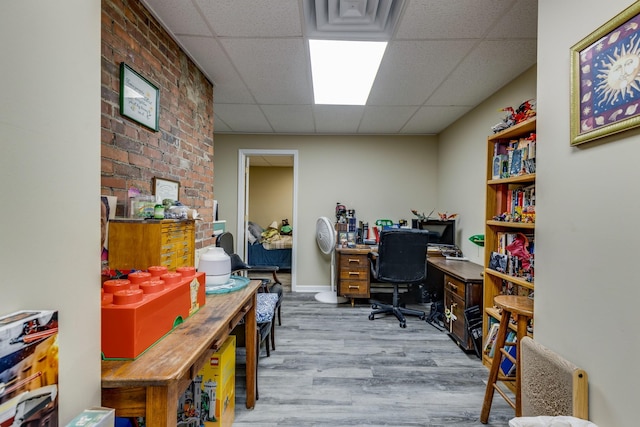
[214,134,439,290]
[0,1,101,422]
[536,0,638,425]
[248,166,293,229]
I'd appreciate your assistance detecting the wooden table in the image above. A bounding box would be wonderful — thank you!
[101,280,260,426]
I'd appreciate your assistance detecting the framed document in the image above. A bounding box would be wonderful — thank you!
[120,63,160,131]
[153,177,180,202]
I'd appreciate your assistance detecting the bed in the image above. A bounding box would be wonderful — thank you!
[247,222,292,270]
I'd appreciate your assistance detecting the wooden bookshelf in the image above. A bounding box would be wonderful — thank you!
[482,117,536,371]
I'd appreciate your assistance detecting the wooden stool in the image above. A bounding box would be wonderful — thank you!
[480,295,533,424]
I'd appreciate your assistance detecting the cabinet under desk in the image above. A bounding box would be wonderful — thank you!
[427,257,484,352]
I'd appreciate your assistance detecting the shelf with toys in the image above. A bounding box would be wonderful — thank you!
[482,109,536,372]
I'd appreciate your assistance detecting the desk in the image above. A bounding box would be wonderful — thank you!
[101,280,260,426]
[427,257,484,351]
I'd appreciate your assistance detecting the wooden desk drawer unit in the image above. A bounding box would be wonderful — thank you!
[444,273,482,351]
[337,250,370,300]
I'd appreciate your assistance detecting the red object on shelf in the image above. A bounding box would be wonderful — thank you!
[101,268,206,359]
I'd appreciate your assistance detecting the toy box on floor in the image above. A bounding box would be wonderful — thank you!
[0,310,59,427]
[177,335,236,427]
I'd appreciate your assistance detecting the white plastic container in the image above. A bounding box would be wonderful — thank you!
[198,247,231,285]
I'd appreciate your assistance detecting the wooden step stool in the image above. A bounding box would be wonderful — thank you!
[481,295,534,424]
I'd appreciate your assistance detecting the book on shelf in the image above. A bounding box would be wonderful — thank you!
[483,322,500,358]
[499,331,518,376]
[495,135,536,179]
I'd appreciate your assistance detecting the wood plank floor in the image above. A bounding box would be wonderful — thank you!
[234,274,514,426]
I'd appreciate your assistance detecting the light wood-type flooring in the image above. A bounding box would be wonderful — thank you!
[233,273,514,426]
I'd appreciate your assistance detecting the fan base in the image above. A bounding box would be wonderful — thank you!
[315,291,348,304]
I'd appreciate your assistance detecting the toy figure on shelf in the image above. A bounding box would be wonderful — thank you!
[491,99,537,133]
[438,212,458,220]
[336,203,347,223]
[411,208,434,221]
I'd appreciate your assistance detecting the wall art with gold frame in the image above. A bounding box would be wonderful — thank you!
[570,2,640,145]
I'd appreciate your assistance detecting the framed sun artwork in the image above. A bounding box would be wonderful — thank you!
[570,2,640,146]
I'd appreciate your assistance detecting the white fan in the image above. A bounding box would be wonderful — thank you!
[315,216,348,304]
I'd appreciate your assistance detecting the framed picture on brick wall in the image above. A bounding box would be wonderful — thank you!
[119,63,160,131]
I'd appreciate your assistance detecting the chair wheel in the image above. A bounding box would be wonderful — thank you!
[419,314,426,321]
[371,304,379,309]
[368,314,375,320]
[399,321,406,328]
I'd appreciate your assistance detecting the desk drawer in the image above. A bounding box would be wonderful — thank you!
[339,253,368,268]
[339,269,368,281]
[339,279,368,297]
[445,274,466,299]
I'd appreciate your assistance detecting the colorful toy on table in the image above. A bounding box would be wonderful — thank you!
[101,265,205,359]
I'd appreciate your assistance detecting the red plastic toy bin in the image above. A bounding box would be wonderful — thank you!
[101,268,206,359]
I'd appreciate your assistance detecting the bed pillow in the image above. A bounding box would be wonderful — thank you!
[247,221,263,245]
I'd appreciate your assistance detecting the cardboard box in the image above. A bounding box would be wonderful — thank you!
[177,335,236,427]
[0,310,59,426]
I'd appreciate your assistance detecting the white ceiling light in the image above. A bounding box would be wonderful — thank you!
[309,39,387,105]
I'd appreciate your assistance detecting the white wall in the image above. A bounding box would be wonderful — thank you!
[438,66,537,265]
[536,1,638,425]
[214,134,438,290]
[0,1,101,424]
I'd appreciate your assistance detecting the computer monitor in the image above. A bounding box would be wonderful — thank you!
[413,219,456,247]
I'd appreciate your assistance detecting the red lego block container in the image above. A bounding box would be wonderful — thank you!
[101,268,206,359]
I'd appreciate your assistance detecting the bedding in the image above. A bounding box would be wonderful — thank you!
[246,221,292,270]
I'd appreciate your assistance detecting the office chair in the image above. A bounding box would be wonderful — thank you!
[368,228,430,328]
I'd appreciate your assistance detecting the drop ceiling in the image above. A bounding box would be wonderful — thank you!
[140,0,538,135]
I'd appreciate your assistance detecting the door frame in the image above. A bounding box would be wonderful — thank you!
[237,149,298,291]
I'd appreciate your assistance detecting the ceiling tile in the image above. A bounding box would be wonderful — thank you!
[426,39,537,106]
[402,106,474,134]
[314,105,364,133]
[177,35,255,104]
[487,0,538,39]
[195,0,302,37]
[262,105,316,134]
[220,38,312,105]
[141,0,210,36]
[368,39,477,106]
[359,106,420,134]
[214,104,273,133]
[213,113,232,132]
[395,0,514,39]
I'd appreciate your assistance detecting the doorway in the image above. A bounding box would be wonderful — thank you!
[237,149,298,291]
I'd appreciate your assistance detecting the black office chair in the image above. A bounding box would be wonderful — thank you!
[368,228,430,328]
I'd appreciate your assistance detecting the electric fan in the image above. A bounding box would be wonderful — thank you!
[314,216,348,304]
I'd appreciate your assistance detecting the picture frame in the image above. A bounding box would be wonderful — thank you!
[153,177,180,202]
[570,2,640,146]
[119,63,160,131]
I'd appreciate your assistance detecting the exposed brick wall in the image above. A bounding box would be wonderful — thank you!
[101,0,215,249]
